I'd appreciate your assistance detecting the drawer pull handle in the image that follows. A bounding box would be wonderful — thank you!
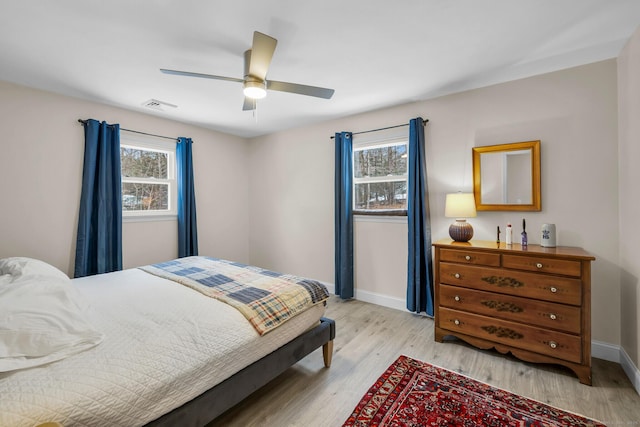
[536,263,543,269]
[549,341,558,349]
[465,255,471,261]
[454,273,461,279]
[454,295,461,302]
[550,286,558,293]
[454,319,460,325]
[549,313,557,320]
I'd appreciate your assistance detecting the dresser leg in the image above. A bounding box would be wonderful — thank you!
[575,366,592,386]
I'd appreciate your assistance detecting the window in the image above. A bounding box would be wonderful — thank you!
[353,138,408,214]
[120,137,176,218]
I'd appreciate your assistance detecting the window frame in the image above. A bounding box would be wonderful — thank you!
[352,136,409,216]
[120,135,177,221]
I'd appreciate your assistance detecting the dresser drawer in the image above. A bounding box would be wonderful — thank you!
[502,254,582,277]
[439,248,500,267]
[438,307,582,363]
[439,284,581,334]
[439,262,582,305]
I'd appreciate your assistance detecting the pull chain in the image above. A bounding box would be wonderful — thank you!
[253,99,258,123]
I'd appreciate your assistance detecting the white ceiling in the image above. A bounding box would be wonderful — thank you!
[1,1,639,138]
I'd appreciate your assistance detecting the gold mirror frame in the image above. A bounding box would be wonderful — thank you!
[472,140,541,211]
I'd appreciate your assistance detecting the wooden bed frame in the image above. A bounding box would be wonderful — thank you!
[145,317,336,426]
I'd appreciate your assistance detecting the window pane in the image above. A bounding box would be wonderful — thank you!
[354,181,407,210]
[122,183,168,211]
[354,144,407,178]
[121,147,167,179]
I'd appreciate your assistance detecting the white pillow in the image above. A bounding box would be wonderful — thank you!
[0,257,104,372]
[0,256,70,282]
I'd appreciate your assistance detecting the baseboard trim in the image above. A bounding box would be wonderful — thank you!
[353,289,407,311]
[322,282,406,312]
[620,346,640,395]
[591,339,621,363]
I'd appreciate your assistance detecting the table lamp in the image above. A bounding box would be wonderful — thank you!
[445,192,477,242]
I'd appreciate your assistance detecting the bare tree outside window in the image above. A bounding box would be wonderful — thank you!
[353,142,408,212]
[121,146,171,212]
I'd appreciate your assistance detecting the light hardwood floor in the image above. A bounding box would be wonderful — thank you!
[209,296,640,426]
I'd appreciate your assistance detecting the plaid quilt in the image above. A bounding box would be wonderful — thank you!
[139,256,329,335]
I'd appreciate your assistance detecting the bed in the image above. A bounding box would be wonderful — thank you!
[0,256,335,427]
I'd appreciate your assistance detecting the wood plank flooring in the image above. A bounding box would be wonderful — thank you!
[209,296,640,426]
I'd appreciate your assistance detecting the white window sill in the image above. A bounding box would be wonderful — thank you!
[354,214,407,224]
[123,214,177,223]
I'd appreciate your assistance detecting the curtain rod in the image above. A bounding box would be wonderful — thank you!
[329,119,428,139]
[77,119,179,142]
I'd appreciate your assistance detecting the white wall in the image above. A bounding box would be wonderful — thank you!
[618,26,640,376]
[354,217,407,307]
[0,80,251,276]
[248,60,620,347]
[247,127,334,282]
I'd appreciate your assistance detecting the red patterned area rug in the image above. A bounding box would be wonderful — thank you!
[343,355,606,427]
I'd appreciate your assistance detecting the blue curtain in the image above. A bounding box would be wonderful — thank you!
[177,137,198,257]
[74,119,122,278]
[406,117,434,315]
[334,132,354,299]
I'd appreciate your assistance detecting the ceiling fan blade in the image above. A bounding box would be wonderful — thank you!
[160,68,243,83]
[242,97,256,111]
[267,80,335,99]
[248,32,277,80]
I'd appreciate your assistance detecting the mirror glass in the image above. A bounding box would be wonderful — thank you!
[472,141,541,211]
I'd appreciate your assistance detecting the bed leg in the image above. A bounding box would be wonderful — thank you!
[322,340,334,368]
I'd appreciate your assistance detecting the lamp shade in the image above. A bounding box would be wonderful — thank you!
[445,193,477,219]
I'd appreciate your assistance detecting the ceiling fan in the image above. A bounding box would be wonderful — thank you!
[160,31,335,111]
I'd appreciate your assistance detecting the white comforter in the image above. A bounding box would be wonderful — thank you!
[0,268,324,427]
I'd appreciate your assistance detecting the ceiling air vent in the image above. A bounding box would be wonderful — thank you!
[141,99,177,111]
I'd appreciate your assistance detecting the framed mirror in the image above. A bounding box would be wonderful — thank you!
[472,140,541,211]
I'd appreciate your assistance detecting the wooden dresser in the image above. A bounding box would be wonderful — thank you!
[433,239,595,385]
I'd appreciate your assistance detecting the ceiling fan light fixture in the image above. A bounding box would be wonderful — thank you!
[243,79,267,99]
